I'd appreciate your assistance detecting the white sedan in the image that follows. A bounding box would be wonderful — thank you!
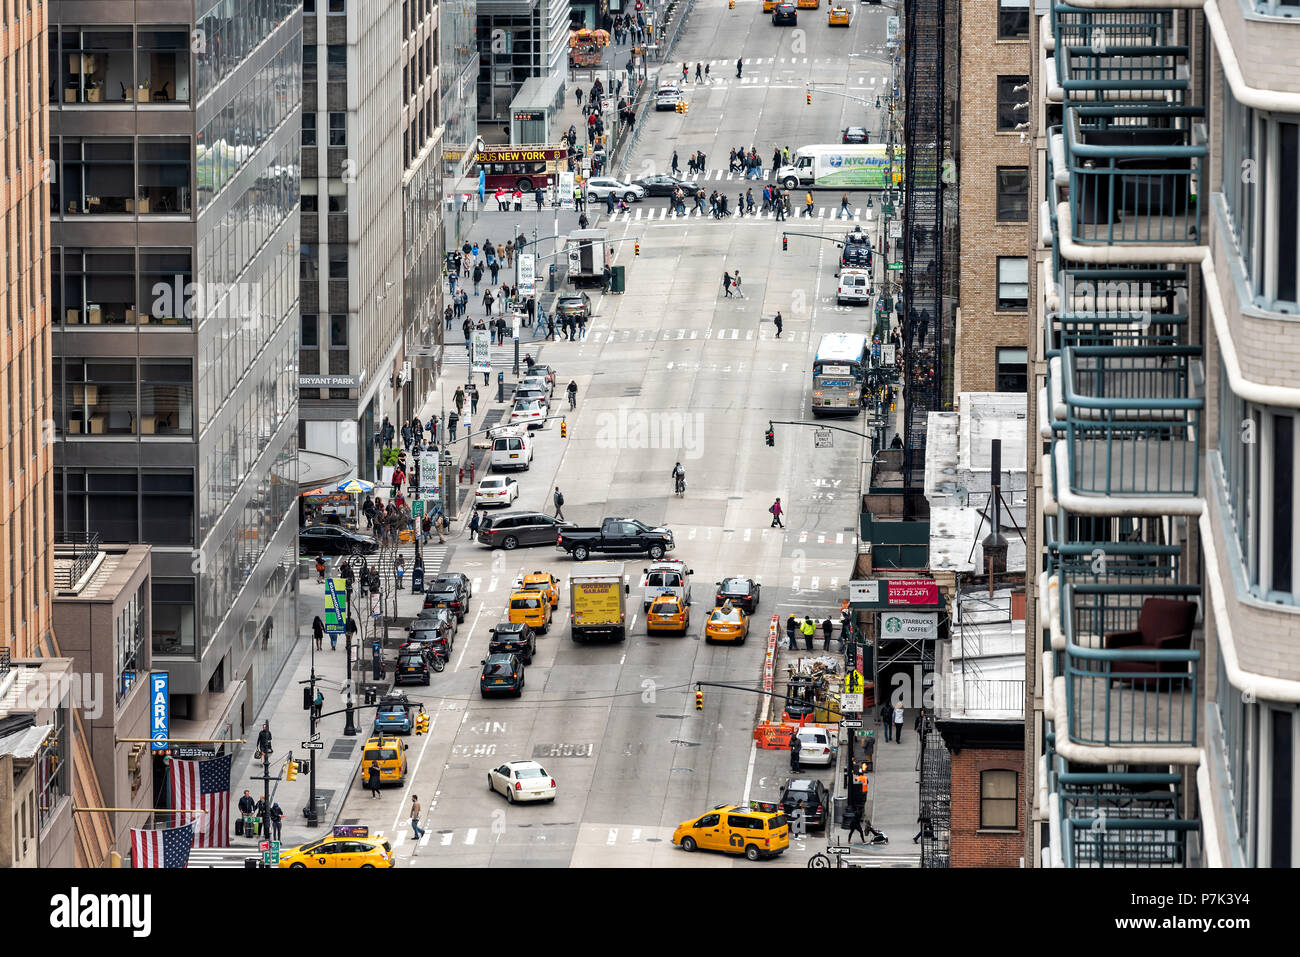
[475,476,520,507]
[487,761,557,803]
[585,177,645,203]
[509,397,547,428]
[795,727,835,767]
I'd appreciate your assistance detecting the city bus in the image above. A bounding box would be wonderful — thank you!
[811,333,870,416]
[476,145,571,193]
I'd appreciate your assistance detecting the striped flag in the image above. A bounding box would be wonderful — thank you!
[130,822,195,868]
[169,753,232,847]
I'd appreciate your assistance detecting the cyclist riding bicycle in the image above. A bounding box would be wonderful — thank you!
[671,462,686,494]
[566,379,578,409]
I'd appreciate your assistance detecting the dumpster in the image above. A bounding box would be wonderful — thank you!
[610,264,626,293]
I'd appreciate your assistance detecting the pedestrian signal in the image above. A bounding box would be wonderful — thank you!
[696,689,704,711]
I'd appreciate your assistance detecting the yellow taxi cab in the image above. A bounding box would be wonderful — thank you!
[279,833,395,869]
[703,601,749,644]
[357,735,408,787]
[762,0,780,10]
[646,594,690,634]
[672,804,790,861]
[828,4,850,25]
[517,570,560,610]
[508,590,553,633]
[796,0,820,9]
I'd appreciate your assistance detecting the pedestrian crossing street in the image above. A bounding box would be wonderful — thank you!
[441,344,537,367]
[604,204,873,223]
[684,56,890,69]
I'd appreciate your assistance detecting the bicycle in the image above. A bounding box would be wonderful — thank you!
[674,474,686,497]
[568,390,577,410]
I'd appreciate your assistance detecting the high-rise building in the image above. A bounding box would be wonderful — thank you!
[299,0,442,478]
[1026,0,1300,868]
[48,1,303,755]
[439,0,479,183]
[477,0,570,126]
[1,0,112,868]
[952,1,1032,397]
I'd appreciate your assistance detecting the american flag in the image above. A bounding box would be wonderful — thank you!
[130,822,195,868]
[170,753,232,847]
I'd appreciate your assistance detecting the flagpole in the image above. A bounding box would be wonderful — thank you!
[75,807,210,813]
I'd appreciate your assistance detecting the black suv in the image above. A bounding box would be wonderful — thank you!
[488,622,536,664]
[779,778,831,829]
[716,576,762,614]
[480,653,526,697]
[430,572,473,601]
[395,651,431,686]
[772,3,797,25]
[299,525,379,557]
[423,578,470,621]
[413,606,458,639]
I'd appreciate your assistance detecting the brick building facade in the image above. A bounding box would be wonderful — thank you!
[953,1,1032,396]
[939,723,1025,868]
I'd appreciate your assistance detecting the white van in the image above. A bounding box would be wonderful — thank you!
[640,560,694,611]
[836,268,871,305]
[655,85,681,110]
[490,428,533,471]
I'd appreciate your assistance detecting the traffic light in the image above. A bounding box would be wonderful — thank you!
[806,92,812,106]
[634,241,640,256]
[561,420,568,438]
[729,0,735,7]
[415,712,429,735]
[286,759,298,782]
[696,689,704,711]
[782,234,788,251]
[765,425,775,447]
[675,100,688,114]
[303,687,312,710]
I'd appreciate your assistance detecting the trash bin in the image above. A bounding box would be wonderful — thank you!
[610,264,626,293]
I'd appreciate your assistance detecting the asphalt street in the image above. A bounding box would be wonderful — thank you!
[324,0,910,868]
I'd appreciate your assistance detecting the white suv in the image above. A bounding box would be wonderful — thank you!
[585,177,645,203]
[655,85,681,110]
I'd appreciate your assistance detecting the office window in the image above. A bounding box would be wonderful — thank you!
[329,313,348,347]
[997,75,1028,131]
[996,256,1029,310]
[996,347,1028,393]
[996,166,1029,221]
[327,193,347,212]
[114,585,144,704]
[152,578,196,656]
[304,0,316,10]
[135,29,191,103]
[328,247,347,279]
[303,43,316,83]
[300,243,318,282]
[301,111,316,146]
[326,44,345,80]
[301,313,319,347]
[301,193,318,212]
[35,709,68,831]
[142,472,194,546]
[980,769,1018,829]
[140,360,193,436]
[998,0,1029,39]
[64,360,135,435]
[137,137,191,213]
[58,28,132,106]
[139,248,193,324]
[329,0,346,11]
[328,112,346,147]
[88,472,139,541]
[1268,709,1293,868]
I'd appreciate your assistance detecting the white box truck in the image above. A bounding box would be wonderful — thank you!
[775,144,898,191]
[569,561,629,643]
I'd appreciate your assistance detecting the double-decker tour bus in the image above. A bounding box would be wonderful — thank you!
[476,144,571,193]
[811,333,870,416]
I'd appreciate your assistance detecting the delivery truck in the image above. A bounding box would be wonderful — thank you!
[774,144,902,190]
[569,561,630,643]
[565,228,611,288]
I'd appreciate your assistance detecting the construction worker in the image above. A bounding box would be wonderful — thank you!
[800,616,816,650]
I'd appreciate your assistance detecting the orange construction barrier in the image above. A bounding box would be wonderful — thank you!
[754,723,798,749]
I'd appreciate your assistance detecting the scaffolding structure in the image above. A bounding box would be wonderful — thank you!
[919,729,951,867]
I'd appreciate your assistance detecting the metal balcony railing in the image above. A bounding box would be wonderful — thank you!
[1060,581,1200,748]
[1054,760,1196,867]
[1060,345,1203,498]
[53,531,101,590]
[1051,5,1175,50]
[1056,44,1189,108]
[1047,523,1186,591]
[1065,105,1206,245]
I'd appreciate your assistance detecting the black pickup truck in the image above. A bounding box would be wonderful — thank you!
[556,517,675,562]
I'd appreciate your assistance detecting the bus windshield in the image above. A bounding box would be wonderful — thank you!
[476,145,570,193]
[812,333,870,417]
